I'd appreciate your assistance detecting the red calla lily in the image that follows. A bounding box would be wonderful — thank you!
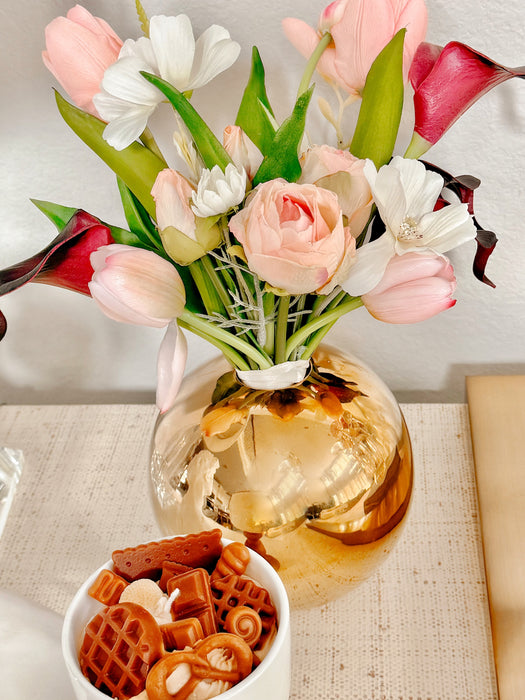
[0,210,114,340]
[406,41,525,157]
[423,161,497,288]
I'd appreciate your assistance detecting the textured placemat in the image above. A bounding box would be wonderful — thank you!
[467,375,525,700]
[0,403,497,699]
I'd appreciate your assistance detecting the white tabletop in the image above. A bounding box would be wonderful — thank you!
[0,403,497,699]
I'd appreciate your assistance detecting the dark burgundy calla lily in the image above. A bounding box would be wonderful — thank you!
[0,210,114,340]
[424,161,497,288]
[406,41,525,157]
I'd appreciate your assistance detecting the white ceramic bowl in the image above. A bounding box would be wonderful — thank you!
[62,537,291,700]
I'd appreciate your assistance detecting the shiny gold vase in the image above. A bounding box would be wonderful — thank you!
[150,344,412,608]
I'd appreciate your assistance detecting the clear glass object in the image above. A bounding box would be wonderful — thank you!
[150,345,412,608]
[0,447,24,539]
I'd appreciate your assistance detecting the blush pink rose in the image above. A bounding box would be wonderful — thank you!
[299,145,373,237]
[229,179,355,295]
[283,0,428,96]
[361,252,456,323]
[42,5,123,116]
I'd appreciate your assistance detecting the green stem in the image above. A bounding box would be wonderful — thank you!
[274,296,290,363]
[299,321,338,359]
[297,32,333,97]
[201,255,232,311]
[180,309,272,369]
[308,288,344,320]
[140,126,168,166]
[404,131,431,160]
[188,259,226,316]
[285,296,363,360]
[177,319,251,370]
[263,292,276,356]
[292,295,307,334]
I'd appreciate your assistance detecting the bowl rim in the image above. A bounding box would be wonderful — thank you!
[61,535,290,699]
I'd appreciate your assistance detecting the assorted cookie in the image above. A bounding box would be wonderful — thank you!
[78,530,278,699]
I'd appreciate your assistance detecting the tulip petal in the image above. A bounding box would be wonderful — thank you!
[365,277,456,323]
[89,246,186,326]
[150,14,195,89]
[237,360,310,390]
[156,323,188,413]
[98,97,154,151]
[340,232,395,295]
[361,251,457,323]
[190,25,241,89]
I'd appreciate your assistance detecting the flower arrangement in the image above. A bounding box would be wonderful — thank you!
[0,0,519,412]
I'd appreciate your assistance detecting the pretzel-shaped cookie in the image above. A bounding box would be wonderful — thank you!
[146,633,253,700]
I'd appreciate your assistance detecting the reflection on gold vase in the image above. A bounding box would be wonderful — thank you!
[150,344,412,609]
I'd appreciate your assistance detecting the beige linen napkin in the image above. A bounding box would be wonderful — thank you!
[467,375,525,700]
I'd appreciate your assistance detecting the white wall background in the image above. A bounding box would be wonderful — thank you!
[1,0,524,405]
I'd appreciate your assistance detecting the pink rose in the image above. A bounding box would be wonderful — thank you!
[299,145,373,237]
[361,252,456,323]
[229,179,355,295]
[283,0,428,96]
[42,5,123,116]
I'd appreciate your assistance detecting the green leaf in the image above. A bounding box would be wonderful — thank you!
[116,176,163,251]
[30,197,145,249]
[140,72,232,171]
[108,225,147,248]
[30,199,77,230]
[235,47,276,155]
[350,29,406,168]
[253,86,314,186]
[55,91,166,219]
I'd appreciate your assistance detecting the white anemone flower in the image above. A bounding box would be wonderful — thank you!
[342,156,477,296]
[93,14,241,151]
[191,163,247,217]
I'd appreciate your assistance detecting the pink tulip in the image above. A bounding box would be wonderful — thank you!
[229,179,354,295]
[408,41,525,156]
[89,244,186,327]
[318,0,348,32]
[156,322,188,413]
[361,252,456,323]
[299,145,373,237]
[152,170,196,238]
[151,169,222,264]
[42,5,123,116]
[283,0,427,96]
[223,126,263,181]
